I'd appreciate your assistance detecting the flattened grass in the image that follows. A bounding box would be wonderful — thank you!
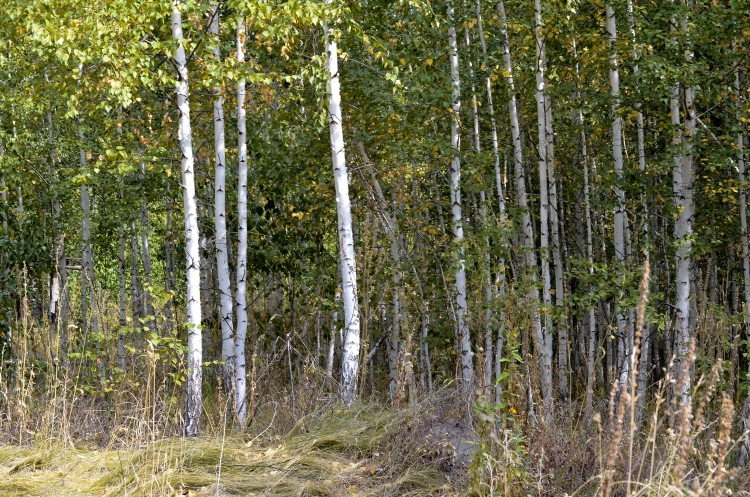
[0,403,449,496]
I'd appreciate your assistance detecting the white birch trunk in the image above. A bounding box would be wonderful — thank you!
[534,0,554,416]
[235,17,249,425]
[324,0,361,400]
[674,8,695,404]
[447,0,473,390]
[78,116,104,383]
[583,121,597,416]
[172,3,203,436]
[475,0,508,403]
[628,0,650,422]
[462,7,494,395]
[735,40,750,467]
[210,4,235,388]
[46,105,62,333]
[139,164,154,324]
[573,36,597,415]
[607,3,630,392]
[498,0,547,415]
[539,7,567,400]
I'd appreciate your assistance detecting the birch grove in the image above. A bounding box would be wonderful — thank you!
[0,0,749,475]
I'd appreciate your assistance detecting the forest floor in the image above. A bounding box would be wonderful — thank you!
[0,398,474,496]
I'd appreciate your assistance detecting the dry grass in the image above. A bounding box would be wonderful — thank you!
[0,403,451,496]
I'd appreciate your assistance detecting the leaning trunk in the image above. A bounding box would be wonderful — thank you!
[324,0,361,401]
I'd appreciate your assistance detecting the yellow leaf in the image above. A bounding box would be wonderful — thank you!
[400,58,406,65]
[425,58,433,66]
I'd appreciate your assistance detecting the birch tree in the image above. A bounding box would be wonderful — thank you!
[606,2,630,392]
[447,0,473,390]
[672,3,695,405]
[324,0,361,401]
[235,16,249,424]
[209,2,235,389]
[533,0,554,416]
[474,0,507,402]
[171,1,203,436]
[734,41,750,467]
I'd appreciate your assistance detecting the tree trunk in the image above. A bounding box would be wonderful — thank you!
[172,2,203,436]
[447,0,473,390]
[627,0,650,425]
[118,223,127,372]
[574,34,597,416]
[475,0,507,403]
[534,0,554,418]
[47,105,62,335]
[78,117,104,383]
[540,38,566,398]
[607,3,630,393]
[324,1,361,400]
[673,7,695,405]
[497,0,546,416]
[139,164,154,326]
[464,2,496,398]
[209,3,235,389]
[735,45,750,467]
[130,220,141,322]
[356,142,403,401]
[235,16,249,425]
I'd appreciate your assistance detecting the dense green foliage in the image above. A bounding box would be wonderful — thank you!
[2,0,750,491]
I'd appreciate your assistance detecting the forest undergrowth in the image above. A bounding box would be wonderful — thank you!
[2,303,750,497]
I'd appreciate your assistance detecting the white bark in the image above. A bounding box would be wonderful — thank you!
[464,0,497,398]
[78,115,104,383]
[571,37,597,415]
[209,3,235,388]
[497,0,546,413]
[139,164,154,324]
[235,17,249,425]
[673,8,694,404]
[539,4,567,400]
[607,3,629,392]
[735,45,750,467]
[534,0,554,417]
[475,0,507,403]
[172,3,203,437]
[447,0,473,390]
[47,105,62,332]
[583,125,597,416]
[628,0,650,421]
[324,0,361,401]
